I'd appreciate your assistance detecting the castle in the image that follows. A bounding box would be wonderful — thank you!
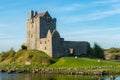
[26,10,90,57]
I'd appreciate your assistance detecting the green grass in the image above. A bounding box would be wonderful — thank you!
[49,57,120,68]
[48,57,120,74]
[0,50,54,67]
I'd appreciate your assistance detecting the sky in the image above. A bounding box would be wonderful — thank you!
[0,0,120,52]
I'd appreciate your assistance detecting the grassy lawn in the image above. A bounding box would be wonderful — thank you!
[49,57,120,68]
[48,57,120,74]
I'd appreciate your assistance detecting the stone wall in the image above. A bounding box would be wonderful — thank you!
[36,30,52,57]
[52,30,62,57]
[63,41,90,56]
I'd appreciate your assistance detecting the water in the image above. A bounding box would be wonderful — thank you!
[0,73,120,80]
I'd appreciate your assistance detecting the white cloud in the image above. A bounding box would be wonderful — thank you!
[54,0,120,23]
[93,0,120,4]
[0,24,9,27]
[0,40,24,52]
[62,27,120,36]
[62,27,120,49]
[0,33,15,39]
[59,8,120,23]
[53,3,84,12]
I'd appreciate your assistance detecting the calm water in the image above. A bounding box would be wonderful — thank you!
[0,73,120,80]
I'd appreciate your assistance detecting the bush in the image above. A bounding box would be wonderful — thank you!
[21,45,27,50]
[108,48,120,53]
[89,43,105,59]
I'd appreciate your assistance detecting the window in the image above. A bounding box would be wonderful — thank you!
[70,48,74,54]
[45,47,47,50]
[40,41,42,44]
[45,41,46,44]
[32,25,33,28]
[31,34,33,38]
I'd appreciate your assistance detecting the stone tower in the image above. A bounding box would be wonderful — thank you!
[26,10,90,57]
[26,10,62,57]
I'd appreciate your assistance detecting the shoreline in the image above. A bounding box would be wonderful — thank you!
[0,67,113,75]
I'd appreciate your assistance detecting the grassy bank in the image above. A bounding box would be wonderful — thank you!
[49,57,120,67]
[0,49,54,66]
[0,50,120,75]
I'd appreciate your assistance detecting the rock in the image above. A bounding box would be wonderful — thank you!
[0,69,5,72]
[7,69,16,74]
[110,75,115,80]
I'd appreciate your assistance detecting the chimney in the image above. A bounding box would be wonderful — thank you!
[30,10,34,18]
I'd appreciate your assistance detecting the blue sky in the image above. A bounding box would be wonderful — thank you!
[0,0,120,52]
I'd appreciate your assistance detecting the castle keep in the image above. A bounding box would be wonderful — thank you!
[26,10,90,57]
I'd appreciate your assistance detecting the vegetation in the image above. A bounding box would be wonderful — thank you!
[89,43,105,59]
[0,49,54,67]
[104,48,120,60]
[108,48,120,53]
[0,47,119,68]
[0,47,120,74]
[0,48,16,62]
[21,45,27,50]
[49,57,120,68]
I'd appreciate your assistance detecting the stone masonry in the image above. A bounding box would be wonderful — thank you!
[26,10,90,57]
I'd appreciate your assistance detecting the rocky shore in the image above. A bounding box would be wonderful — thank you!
[0,68,107,75]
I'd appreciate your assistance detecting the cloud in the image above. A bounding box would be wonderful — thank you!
[59,7,120,23]
[62,27,120,49]
[0,24,9,27]
[61,3,83,11]
[0,39,24,52]
[93,0,120,4]
[53,0,119,13]
[0,33,15,39]
[53,3,84,12]
[55,0,120,23]
[62,27,120,36]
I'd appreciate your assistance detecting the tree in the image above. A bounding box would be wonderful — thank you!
[89,43,105,59]
[93,43,105,59]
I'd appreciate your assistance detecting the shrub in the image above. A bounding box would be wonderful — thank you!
[89,43,105,59]
[21,45,27,50]
[108,48,120,53]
